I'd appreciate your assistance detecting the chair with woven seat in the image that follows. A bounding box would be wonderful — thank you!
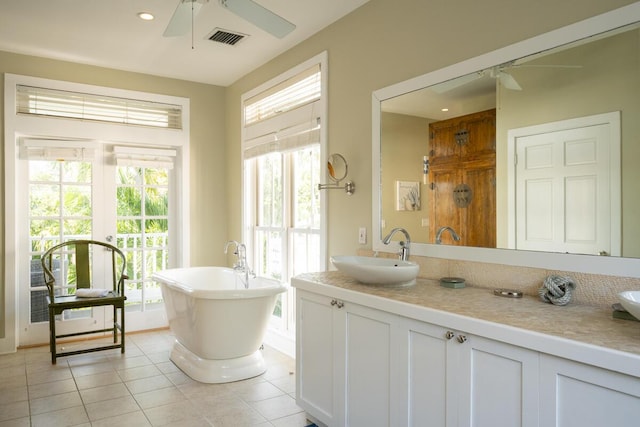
[41,239,128,364]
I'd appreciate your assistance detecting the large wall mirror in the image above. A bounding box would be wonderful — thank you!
[372,3,640,277]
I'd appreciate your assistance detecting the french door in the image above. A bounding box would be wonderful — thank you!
[19,141,170,346]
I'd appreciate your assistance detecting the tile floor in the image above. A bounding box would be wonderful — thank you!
[0,330,312,427]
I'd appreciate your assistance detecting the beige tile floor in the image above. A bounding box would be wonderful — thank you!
[0,330,312,427]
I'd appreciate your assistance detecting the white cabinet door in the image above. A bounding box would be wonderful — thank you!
[402,318,458,427]
[539,354,640,427]
[341,301,396,427]
[296,290,397,427]
[296,291,337,426]
[458,334,539,427]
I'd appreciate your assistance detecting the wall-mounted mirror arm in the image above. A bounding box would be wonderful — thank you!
[318,153,355,195]
[318,181,356,195]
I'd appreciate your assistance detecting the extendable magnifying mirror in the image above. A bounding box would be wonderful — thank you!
[318,153,355,195]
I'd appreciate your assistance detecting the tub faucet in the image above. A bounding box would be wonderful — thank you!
[382,227,411,261]
[435,226,461,244]
[224,240,255,288]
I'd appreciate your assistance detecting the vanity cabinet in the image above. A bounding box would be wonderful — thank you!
[402,318,539,427]
[296,288,539,427]
[296,290,398,427]
[539,354,640,426]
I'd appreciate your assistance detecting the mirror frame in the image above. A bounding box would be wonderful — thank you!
[372,2,640,278]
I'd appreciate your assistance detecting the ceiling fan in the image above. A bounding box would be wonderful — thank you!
[163,0,296,39]
[431,62,581,93]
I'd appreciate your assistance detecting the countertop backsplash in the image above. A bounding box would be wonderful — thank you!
[356,249,640,310]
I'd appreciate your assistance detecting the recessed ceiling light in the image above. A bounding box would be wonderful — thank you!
[138,12,155,21]
[441,108,449,112]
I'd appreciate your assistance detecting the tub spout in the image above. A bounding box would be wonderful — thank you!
[224,240,255,288]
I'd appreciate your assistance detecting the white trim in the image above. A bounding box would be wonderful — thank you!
[3,74,191,353]
[372,3,640,278]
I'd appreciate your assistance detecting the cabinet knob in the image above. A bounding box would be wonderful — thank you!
[456,334,467,344]
[445,331,455,340]
[330,299,344,309]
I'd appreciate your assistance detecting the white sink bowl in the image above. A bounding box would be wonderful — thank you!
[331,255,419,285]
[618,291,640,321]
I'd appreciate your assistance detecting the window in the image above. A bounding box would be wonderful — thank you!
[242,53,327,351]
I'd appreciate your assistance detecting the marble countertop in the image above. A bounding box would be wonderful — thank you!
[293,271,640,373]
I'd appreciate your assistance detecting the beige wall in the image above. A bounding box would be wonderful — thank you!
[225,0,636,261]
[380,112,430,242]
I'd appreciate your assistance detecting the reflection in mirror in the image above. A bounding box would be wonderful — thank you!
[327,153,348,182]
[318,153,355,195]
[378,20,640,258]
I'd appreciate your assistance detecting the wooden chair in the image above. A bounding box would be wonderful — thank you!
[41,239,128,364]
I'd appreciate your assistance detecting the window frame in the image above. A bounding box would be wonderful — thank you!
[240,52,328,355]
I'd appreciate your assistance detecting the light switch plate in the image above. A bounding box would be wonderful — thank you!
[358,227,367,244]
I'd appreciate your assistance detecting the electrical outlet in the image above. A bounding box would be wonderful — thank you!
[421,217,429,227]
[358,227,367,244]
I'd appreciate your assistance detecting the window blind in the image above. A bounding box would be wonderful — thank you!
[113,146,177,169]
[16,85,183,129]
[244,65,320,126]
[21,139,96,161]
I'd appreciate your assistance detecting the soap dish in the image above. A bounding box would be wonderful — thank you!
[440,277,465,289]
[494,288,523,298]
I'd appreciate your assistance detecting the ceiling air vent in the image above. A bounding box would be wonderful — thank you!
[207,28,247,46]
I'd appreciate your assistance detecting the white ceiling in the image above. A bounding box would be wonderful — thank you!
[0,0,369,86]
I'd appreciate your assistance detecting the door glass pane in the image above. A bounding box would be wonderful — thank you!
[28,160,92,323]
[116,165,169,313]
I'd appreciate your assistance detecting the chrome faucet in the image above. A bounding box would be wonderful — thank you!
[435,226,461,244]
[382,227,411,261]
[224,240,254,288]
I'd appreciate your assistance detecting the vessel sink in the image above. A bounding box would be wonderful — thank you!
[618,291,640,321]
[331,255,419,285]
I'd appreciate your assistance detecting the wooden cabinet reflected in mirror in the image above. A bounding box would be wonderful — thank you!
[429,109,496,247]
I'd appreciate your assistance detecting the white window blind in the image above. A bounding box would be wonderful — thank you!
[21,139,96,161]
[16,85,183,129]
[243,63,323,160]
[113,146,177,169]
[244,64,320,126]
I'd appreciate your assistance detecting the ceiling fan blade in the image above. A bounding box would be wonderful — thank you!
[220,0,296,38]
[510,64,582,69]
[164,0,207,37]
[498,71,522,91]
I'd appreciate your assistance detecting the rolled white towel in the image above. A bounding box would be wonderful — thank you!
[76,288,110,298]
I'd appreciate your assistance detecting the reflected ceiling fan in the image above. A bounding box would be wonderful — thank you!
[163,0,296,38]
[431,61,581,93]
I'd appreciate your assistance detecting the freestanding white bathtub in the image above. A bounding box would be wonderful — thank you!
[152,266,286,383]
